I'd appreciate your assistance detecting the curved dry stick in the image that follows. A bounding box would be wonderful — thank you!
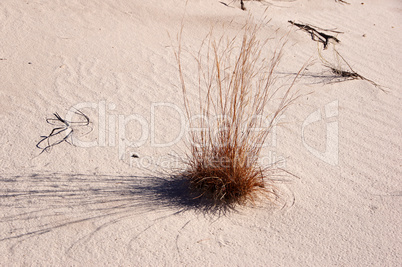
[36,109,91,154]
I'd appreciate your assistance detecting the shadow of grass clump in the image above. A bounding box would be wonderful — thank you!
[0,172,241,242]
[175,23,302,209]
[151,175,241,214]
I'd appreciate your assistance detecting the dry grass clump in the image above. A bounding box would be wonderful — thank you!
[175,24,301,209]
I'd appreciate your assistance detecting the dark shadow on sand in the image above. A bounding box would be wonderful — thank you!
[0,172,233,243]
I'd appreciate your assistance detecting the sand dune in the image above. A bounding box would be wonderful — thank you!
[1,0,401,265]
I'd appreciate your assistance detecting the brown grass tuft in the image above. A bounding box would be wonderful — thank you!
[175,23,302,209]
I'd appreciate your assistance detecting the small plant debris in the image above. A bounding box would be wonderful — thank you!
[289,20,342,49]
[220,1,266,11]
[321,50,387,92]
[241,0,245,10]
[335,0,350,4]
[36,109,91,154]
[219,1,230,7]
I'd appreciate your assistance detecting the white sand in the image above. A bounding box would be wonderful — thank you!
[1,0,401,265]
